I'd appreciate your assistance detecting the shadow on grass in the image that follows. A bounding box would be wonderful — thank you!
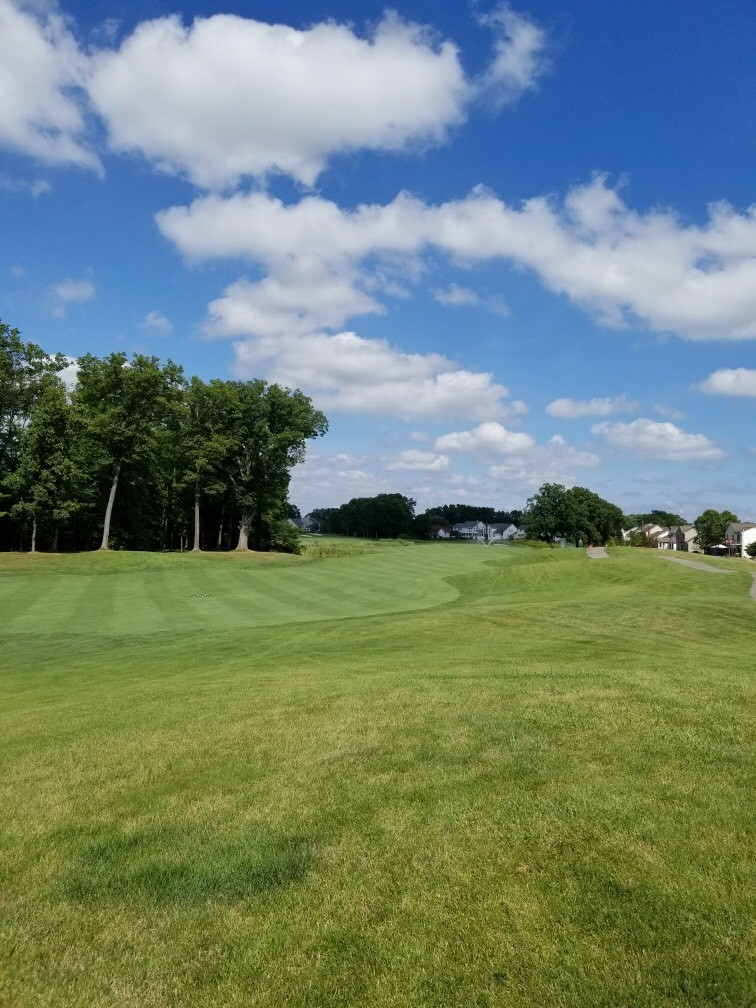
[62,824,313,904]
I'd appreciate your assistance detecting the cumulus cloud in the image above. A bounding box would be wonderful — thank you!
[489,434,600,486]
[231,327,518,422]
[475,3,548,108]
[160,176,756,341]
[87,8,544,189]
[435,421,534,455]
[139,310,173,335]
[47,276,95,316]
[0,0,98,169]
[591,418,725,461]
[697,368,756,397]
[546,394,638,418]
[387,449,450,472]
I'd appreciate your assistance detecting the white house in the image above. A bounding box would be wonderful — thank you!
[453,520,487,539]
[725,522,756,558]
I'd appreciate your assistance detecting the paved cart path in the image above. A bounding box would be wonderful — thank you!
[586,546,609,559]
[661,555,735,574]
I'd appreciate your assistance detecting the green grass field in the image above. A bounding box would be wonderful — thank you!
[1,542,754,1007]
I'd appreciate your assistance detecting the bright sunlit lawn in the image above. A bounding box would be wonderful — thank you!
[1,542,754,1007]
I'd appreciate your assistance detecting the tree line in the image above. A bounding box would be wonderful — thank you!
[0,322,327,553]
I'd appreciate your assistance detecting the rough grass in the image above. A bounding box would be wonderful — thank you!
[1,543,754,1007]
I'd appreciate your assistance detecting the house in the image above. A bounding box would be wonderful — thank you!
[453,520,487,540]
[430,524,453,539]
[484,523,519,541]
[669,525,699,553]
[725,522,756,558]
[302,513,321,533]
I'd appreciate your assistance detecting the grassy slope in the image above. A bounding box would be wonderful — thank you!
[1,544,754,1007]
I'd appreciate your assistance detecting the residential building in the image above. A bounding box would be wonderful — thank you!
[725,522,756,558]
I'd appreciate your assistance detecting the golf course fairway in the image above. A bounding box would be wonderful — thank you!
[1,542,754,1007]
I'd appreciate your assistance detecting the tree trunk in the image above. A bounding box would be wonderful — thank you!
[100,461,121,550]
[192,485,201,551]
[236,513,251,551]
[30,517,37,553]
[217,510,224,550]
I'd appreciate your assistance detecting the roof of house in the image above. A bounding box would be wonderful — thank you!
[454,520,484,530]
[728,522,756,531]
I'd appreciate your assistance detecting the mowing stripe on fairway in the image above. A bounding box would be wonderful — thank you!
[0,544,504,637]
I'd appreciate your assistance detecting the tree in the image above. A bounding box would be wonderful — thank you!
[0,321,65,480]
[625,509,687,528]
[567,486,625,546]
[7,377,78,551]
[179,377,236,551]
[524,483,577,545]
[225,381,327,551]
[694,509,739,552]
[73,353,185,550]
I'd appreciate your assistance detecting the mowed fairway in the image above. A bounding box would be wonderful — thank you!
[1,544,754,1007]
[0,541,494,636]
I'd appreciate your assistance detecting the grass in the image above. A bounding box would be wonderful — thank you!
[1,543,754,1007]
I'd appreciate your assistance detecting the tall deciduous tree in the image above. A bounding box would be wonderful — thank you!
[180,377,236,551]
[8,377,78,551]
[226,381,327,551]
[73,353,185,550]
[694,509,739,551]
[0,321,65,479]
[524,483,576,545]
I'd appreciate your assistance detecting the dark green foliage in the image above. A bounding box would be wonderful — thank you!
[0,323,326,554]
[327,493,416,538]
[694,509,740,551]
[625,509,688,527]
[525,483,624,546]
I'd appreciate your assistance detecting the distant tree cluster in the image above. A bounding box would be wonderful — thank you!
[316,494,416,539]
[624,509,688,528]
[0,322,327,553]
[524,483,624,546]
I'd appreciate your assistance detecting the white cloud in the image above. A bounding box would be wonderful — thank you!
[88,9,544,189]
[697,368,756,397]
[433,282,509,317]
[160,177,756,342]
[387,449,450,472]
[489,434,600,487]
[475,3,548,108]
[546,394,638,418]
[653,403,685,420]
[48,276,95,317]
[0,173,51,197]
[56,355,78,393]
[139,310,173,335]
[0,0,98,170]
[435,421,534,455]
[231,327,518,422]
[591,418,725,461]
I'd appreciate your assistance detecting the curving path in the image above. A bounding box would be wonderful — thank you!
[586,546,609,559]
[660,555,734,574]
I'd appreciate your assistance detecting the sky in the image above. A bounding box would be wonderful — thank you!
[1,0,755,520]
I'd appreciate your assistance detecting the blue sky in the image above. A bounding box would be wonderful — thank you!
[2,0,755,519]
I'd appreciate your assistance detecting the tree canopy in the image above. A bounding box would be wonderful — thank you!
[694,509,739,551]
[0,323,326,554]
[525,483,624,546]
